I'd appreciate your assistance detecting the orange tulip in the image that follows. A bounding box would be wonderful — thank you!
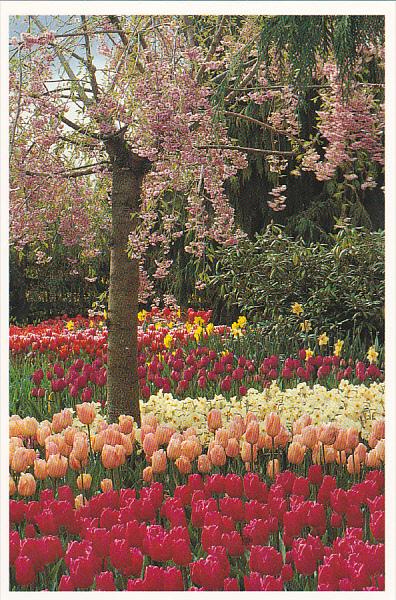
[368,432,379,449]
[22,417,39,438]
[240,441,257,463]
[274,426,291,448]
[207,409,222,432]
[114,444,126,466]
[372,420,385,440]
[197,454,212,473]
[142,466,154,483]
[225,438,240,458]
[72,433,89,461]
[11,448,31,473]
[167,436,182,460]
[209,444,227,467]
[77,473,92,491]
[324,446,337,464]
[347,455,361,475]
[101,444,118,469]
[143,432,158,458]
[68,451,88,471]
[366,449,380,468]
[215,428,229,448]
[118,415,134,434]
[293,414,312,435]
[181,437,202,461]
[76,402,96,425]
[18,473,36,497]
[175,456,192,474]
[100,478,113,492]
[34,458,48,480]
[333,429,348,452]
[64,426,78,446]
[36,424,52,445]
[47,454,68,478]
[9,476,17,496]
[287,442,305,465]
[301,426,318,449]
[9,418,23,438]
[267,458,280,479]
[184,427,197,438]
[245,421,259,445]
[335,450,347,465]
[264,412,281,438]
[318,423,338,445]
[152,449,167,473]
[346,427,359,450]
[257,432,273,450]
[375,439,385,462]
[354,443,367,463]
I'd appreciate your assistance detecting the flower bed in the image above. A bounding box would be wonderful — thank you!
[10,469,384,591]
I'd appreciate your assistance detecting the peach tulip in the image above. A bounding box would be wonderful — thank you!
[47,454,68,478]
[18,473,36,497]
[76,402,96,425]
[264,412,281,438]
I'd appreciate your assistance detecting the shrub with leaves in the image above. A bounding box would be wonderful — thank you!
[209,222,384,349]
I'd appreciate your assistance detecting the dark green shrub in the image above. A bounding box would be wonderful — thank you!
[209,221,384,348]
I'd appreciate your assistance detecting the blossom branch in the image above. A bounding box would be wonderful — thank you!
[224,110,304,143]
[195,144,295,156]
[196,15,226,83]
[23,160,111,179]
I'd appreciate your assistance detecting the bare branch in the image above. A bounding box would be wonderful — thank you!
[81,15,100,100]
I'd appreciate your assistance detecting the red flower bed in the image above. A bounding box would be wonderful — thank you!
[10,468,384,591]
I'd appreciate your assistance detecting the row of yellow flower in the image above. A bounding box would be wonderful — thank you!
[135,380,383,447]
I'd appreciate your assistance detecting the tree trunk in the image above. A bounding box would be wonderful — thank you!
[105,136,149,426]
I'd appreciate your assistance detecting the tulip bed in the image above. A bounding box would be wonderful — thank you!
[10,468,385,591]
[9,308,386,591]
[10,308,383,421]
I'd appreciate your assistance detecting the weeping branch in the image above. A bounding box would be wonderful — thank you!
[196,144,295,156]
[196,15,226,83]
[224,111,304,144]
[23,160,111,179]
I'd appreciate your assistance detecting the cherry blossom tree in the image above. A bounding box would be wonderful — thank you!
[9,15,384,423]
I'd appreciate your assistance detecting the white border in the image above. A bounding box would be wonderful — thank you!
[1,2,395,600]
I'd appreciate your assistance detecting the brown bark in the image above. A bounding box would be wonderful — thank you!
[105,135,150,426]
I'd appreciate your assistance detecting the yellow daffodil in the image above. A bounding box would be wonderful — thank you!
[305,347,314,360]
[318,332,329,347]
[237,315,247,328]
[291,302,303,316]
[66,320,74,331]
[334,339,344,357]
[231,323,243,338]
[163,334,173,349]
[300,320,312,333]
[138,309,148,321]
[367,346,379,364]
[194,326,203,342]
[206,323,214,335]
[194,316,205,326]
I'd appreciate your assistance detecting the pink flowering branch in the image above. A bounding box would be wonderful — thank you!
[195,144,295,156]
